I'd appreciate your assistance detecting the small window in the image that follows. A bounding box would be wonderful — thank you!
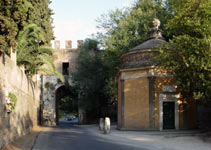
[62,62,69,75]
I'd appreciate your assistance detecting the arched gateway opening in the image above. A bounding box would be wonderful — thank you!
[55,85,78,125]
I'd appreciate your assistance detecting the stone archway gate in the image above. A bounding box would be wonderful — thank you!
[41,75,72,126]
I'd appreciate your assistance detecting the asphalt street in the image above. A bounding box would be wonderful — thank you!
[32,121,149,150]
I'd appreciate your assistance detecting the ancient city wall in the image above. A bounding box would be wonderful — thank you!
[54,49,79,74]
[0,52,41,147]
[40,41,80,126]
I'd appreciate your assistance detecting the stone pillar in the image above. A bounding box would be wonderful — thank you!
[77,40,83,48]
[65,40,72,49]
[99,118,104,131]
[78,107,86,124]
[42,76,57,126]
[121,79,125,129]
[148,76,156,129]
[54,40,60,49]
[42,89,56,126]
[104,117,110,134]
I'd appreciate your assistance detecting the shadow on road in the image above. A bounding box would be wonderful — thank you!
[33,121,149,150]
[1,127,42,150]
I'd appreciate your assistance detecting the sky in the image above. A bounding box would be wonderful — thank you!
[50,0,134,48]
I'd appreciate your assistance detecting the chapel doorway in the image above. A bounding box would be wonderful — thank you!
[163,102,175,129]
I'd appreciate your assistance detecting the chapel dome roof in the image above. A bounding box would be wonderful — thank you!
[120,18,166,69]
[131,38,166,51]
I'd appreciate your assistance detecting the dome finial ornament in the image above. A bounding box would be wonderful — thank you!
[152,18,161,30]
[150,18,162,39]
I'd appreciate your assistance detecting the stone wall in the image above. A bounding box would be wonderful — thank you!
[41,75,64,126]
[0,52,40,147]
[41,47,80,126]
[54,49,79,74]
[41,74,73,126]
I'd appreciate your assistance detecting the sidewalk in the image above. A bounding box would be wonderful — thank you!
[1,126,43,150]
[85,125,211,150]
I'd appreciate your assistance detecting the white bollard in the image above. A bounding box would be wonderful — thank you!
[104,117,110,134]
[99,118,104,131]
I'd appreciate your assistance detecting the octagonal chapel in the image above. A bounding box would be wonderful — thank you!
[117,19,197,131]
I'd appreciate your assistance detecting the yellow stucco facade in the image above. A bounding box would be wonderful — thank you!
[124,77,149,128]
[118,68,197,130]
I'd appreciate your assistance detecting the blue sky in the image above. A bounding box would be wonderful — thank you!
[50,0,134,48]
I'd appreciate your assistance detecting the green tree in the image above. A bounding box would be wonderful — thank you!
[17,24,64,81]
[0,0,54,52]
[97,0,169,53]
[28,0,54,45]
[156,0,211,102]
[95,0,170,109]
[0,0,57,80]
[0,0,32,53]
[59,95,78,118]
[72,39,113,121]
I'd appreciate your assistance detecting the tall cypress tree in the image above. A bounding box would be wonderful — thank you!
[28,0,54,45]
[0,0,54,53]
[0,0,31,53]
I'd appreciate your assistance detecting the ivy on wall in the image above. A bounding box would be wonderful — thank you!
[8,92,17,110]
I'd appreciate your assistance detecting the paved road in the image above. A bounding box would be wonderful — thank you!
[33,121,149,150]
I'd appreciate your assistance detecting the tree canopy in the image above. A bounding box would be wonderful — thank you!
[28,0,54,45]
[16,24,64,81]
[92,0,170,111]
[96,0,210,103]
[156,0,211,102]
[0,0,58,79]
[0,0,32,53]
[0,0,54,53]
[72,39,116,121]
[97,0,169,53]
